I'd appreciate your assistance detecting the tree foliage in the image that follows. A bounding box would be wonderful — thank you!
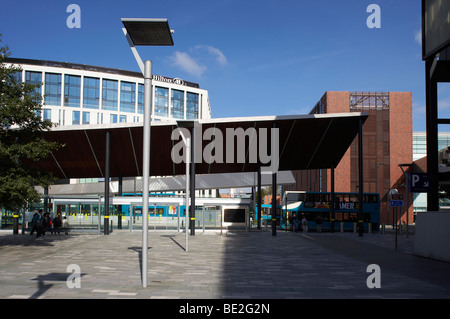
[0,35,62,211]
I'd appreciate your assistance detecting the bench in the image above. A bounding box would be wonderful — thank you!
[52,227,71,234]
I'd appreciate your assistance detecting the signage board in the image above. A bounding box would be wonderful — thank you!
[222,206,248,228]
[409,172,430,193]
[390,200,404,207]
[391,194,404,201]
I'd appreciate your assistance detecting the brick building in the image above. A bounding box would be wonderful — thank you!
[287,91,413,225]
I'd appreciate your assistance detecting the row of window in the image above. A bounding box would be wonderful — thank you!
[412,133,450,155]
[304,193,379,204]
[71,111,134,125]
[40,108,140,126]
[154,86,199,119]
[17,70,199,120]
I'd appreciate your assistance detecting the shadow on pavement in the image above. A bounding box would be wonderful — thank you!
[0,233,74,247]
[128,246,152,284]
[220,229,450,298]
[30,272,86,299]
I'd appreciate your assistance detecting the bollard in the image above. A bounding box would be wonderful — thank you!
[340,222,344,232]
[353,222,357,233]
[368,223,372,234]
[13,215,19,235]
[381,224,385,234]
[104,216,109,235]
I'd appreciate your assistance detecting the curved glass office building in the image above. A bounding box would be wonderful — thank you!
[5,58,211,126]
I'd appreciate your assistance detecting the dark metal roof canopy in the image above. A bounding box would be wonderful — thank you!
[35,113,367,180]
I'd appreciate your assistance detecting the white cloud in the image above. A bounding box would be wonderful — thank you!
[169,45,228,78]
[170,51,207,78]
[415,29,422,45]
[195,45,228,66]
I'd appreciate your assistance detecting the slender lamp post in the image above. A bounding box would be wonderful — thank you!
[121,18,174,288]
[176,120,197,247]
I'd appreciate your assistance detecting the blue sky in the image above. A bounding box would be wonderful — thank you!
[1,0,448,132]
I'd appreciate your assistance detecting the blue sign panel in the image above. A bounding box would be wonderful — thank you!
[409,173,430,193]
[390,200,404,207]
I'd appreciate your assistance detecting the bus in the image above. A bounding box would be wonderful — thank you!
[281,191,380,232]
[253,204,282,227]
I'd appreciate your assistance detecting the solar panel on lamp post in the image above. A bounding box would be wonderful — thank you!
[121,18,174,288]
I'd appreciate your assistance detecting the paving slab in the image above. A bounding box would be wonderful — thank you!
[0,229,449,300]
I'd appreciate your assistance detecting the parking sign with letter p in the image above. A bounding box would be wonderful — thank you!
[409,173,430,193]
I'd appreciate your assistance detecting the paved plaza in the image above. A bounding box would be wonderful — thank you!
[0,227,449,300]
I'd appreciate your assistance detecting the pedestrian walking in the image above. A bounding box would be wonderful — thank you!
[30,212,40,235]
[290,212,299,232]
[53,214,62,234]
[34,209,44,237]
[62,216,70,235]
[315,216,323,232]
[42,212,54,235]
[302,215,308,233]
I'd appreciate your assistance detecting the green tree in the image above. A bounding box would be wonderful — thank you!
[0,35,61,211]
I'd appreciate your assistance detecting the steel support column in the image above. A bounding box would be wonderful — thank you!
[104,131,110,235]
[272,172,277,236]
[118,175,123,229]
[426,58,439,212]
[190,126,195,236]
[358,118,364,237]
[257,166,262,230]
[330,165,335,233]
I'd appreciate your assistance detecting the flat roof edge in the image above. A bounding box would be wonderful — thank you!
[197,112,368,124]
[48,112,368,132]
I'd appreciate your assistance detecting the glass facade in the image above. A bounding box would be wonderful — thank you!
[82,111,90,125]
[110,114,117,123]
[155,87,169,117]
[44,73,61,106]
[72,111,80,125]
[413,133,427,160]
[11,62,209,128]
[120,81,135,113]
[25,71,42,98]
[186,92,199,119]
[83,77,100,109]
[439,134,450,152]
[137,84,144,114]
[11,71,22,83]
[102,79,118,111]
[413,132,450,159]
[59,110,65,126]
[171,89,184,119]
[413,132,450,213]
[64,75,81,107]
[43,109,51,121]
